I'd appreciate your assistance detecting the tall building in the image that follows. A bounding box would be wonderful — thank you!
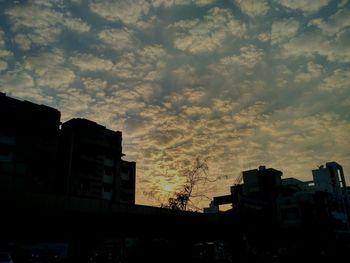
[0,93,136,206]
[59,118,136,204]
[119,159,136,204]
[242,165,283,197]
[0,92,61,194]
[312,162,349,225]
[312,162,347,197]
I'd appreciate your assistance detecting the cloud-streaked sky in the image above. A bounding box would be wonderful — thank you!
[1,0,350,208]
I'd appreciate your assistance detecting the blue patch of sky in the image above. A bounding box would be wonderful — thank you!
[0,0,28,6]
[314,56,340,74]
[318,0,346,17]
[58,28,102,56]
[306,90,350,118]
[63,0,87,14]
[135,24,165,47]
[225,2,253,20]
[0,9,16,50]
[154,5,208,23]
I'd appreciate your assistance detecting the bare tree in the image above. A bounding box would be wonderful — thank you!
[161,157,214,211]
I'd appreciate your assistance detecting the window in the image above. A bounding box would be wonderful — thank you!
[120,192,133,202]
[0,143,12,162]
[121,180,132,188]
[281,207,299,221]
[104,159,114,167]
[104,166,113,176]
[80,180,90,193]
[103,183,112,192]
[120,172,130,181]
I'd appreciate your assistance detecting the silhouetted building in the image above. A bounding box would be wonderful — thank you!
[203,201,219,213]
[242,165,282,197]
[59,118,135,204]
[313,162,347,199]
[210,163,350,241]
[120,159,136,204]
[0,92,61,193]
[312,162,349,227]
[212,166,282,211]
[0,93,136,206]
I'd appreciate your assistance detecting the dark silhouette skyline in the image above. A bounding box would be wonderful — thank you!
[1,0,350,226]
[1,92,350,262]
[0,92,136,205]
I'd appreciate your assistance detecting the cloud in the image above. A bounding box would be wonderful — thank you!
[219,45,264,68]
[281,32,323,57]
[13,34,32,51]
[0,60,7,72]
[257,32,270,42]
[233,102,267,127]
[212,99,239,114]
[1,0,350,209]
[183,88,207,104]
[277,0,331,13]
[63,17,90,32]
[319,69,350,92]
[123,117,151,136]
[1,50,73,91]
[5,4,62,33]
[0,29,12,59]
[295,62,323,83]
[235,0,269,17]
[70,53,114,71]
[271,18,299,44]
[338,0,349,7]
[133,101,271,204]
[263,111,350,176]
[112,45,167,80]
[21,48,75,89]
[0,30,5,48]
[281,29,350,63]
[0,50,12,58]
[171,7,246,53]
[310,8,350,36]
[151,0,191,8]
[1,71,34,90]
[57,88,95,120]
[5,1,90,50]
[0,71,52,104]
[194,0,219,6]
[134,83,161,101]
[82,77,108,93]
[203,68,266,105]
[135,92,350,207]
[98,28,137,51]
[89,0,150,25]
[37,67,76,89]
[181,105,212,117]
[150,0,217,8]
[169,64,199,89]
[24,49,65,74]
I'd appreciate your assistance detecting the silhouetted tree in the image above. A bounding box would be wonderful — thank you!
[162,157,213,211]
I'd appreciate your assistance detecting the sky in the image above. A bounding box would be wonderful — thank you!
[0,0,349,209]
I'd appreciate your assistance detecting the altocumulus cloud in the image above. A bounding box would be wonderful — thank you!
[0,0,349,208]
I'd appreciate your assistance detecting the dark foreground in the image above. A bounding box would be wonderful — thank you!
[1,195,350,263]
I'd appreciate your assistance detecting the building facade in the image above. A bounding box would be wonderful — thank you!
[0,92,61,194]
[312,162,347,199]
[0,93,136,205]
[312,162,349,227]
[209,163,349,231]
[59,118,136,204]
